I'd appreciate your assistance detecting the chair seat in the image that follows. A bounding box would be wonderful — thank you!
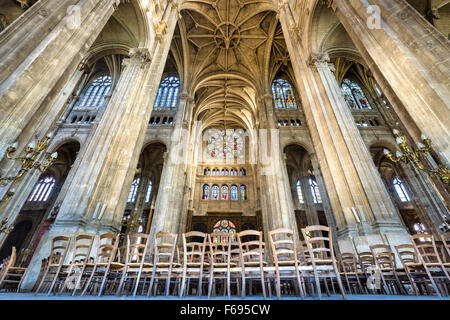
[155,263,180,268]
[127,263,153,268]
[244,261,268,267]
[185,262,210,267]
[277,260,301,266]
[8,267,26,272]
[212,262,237,268]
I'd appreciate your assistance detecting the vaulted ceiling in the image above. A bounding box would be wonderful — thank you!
[173,0,289,131]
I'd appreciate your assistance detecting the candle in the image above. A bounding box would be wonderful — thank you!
[383,149,390,155]
[393,129,399,135]
[395,137,403,145]
[396,151,404,158]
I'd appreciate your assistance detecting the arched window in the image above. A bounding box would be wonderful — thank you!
[221,185,229,200]
[309,178,322,204]
[213,219,237,243]
[203,185,210,200]
[28,176,56,202]
[413,222,426,235]
[153,76,180,109]
[239,168,246,176]
[231,168,237,176]
[271,79,297,109]
[240,185,247,200]
[393,177,411,202]
[77,75,112,109]
[341,79,372,110]
[145,180,153,203]
[231,185,238,200]
[296,179,304,204]
[211,185,220,200]
[127,178,140,203]
[222,169,229,176]
[206,129,244,160]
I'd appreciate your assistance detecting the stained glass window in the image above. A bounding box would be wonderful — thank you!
[203,184,210,200]
[213,219,237,243]
[206,129,245,161]
[240,185,247,200]
[153,76,180,110]
[341,79,372,110]
[231,168,237,176]
[271,79,297,109]
[231,185,238,200]
[309,178,322,204]
[239,168,246,176]
[127,178,140,203]
[145,180,153,203]
[221,185,229,200]
[393,177,411,202]
[222,169,229,176]
[77,75,112,110]
[211,185,220,200]
[28,176,56,202]
[296,179,304,204]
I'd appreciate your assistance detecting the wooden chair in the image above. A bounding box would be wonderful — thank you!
[268,228,304,299]
[179,231,208,297]
[148,232,178,297]
[440,232,450,263]
[339,252,364,294]
[237,230,270,299]
[411,234,449,296]
[34,236,71,295]
[80,233,122,296]
[207,231,235,298]
[115,233,152,296]
[0,247,27,292]
[369,244,407,295]
[58,234,95,295]
[394,244,441,297]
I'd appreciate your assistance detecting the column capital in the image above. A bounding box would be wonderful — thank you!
[321,0,337,12]
[308,52,330,68]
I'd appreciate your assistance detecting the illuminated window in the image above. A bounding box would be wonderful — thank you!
[271,79,297,109]
[221,185,229,200]
[127,178,140,203]
[341,79,372,110]
[154,76,180,110]
[206,129,244,161]
[296,179,304,204]
[28,176,56,202]
[211,185,220,200]
[231,185,238,200]
[203,184,210,200]
[240,185,247,200]
[213,219,237,243]
[309,178,322,204]
[77,75,112,109]
[145,180,153,203]
[393,177,411,202]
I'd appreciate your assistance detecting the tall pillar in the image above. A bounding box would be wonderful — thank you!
[257,94,298,235]
[149,94,194,239]
[0,0,119,161]
[20,2,179,289]
[279,7,409,252]
[328,0,450,166]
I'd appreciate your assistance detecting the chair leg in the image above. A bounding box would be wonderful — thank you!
[179,270,187,298]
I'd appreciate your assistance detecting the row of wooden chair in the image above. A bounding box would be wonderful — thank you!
[337,233,450,298]
[28,227,450,299]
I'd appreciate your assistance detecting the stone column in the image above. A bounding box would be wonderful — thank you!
[0,0,119,161]
[328,0,450,166]
[279,8,409,251]
[257,94,298,234]
[149,94,194,240]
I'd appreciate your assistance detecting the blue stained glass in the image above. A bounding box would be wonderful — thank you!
[154,76,180,109]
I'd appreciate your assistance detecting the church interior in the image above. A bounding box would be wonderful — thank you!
[0,0,448,300]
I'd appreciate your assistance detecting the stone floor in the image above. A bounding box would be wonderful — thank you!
[0,292,448,300]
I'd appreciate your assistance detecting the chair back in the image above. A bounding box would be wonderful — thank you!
[48,236,71,266]
[237,230,265,268]
[94,234,120,265]
[182,231,207,268]
[153,232,177,267]
[357,251,375,274]
[369,244,396,270]
[394,244,419,267]
[301,225,335,264]
[0,247,17,272]
[125,233,151,265]
[268,228,299,267]
[70,234,95,265]
[208,232,232,266]
[340,252,359,273]
[411,234,444,265]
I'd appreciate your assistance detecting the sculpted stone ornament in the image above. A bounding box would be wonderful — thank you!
[308,52,330,68]
[129,48,152,68]
[155,20,168,41]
